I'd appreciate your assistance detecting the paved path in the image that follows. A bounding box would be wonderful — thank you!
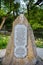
[37,48,43,60]
[0,49,6,58]
[0,48,43,59]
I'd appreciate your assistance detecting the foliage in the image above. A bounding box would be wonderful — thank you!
[25,7,43,30]
[0,0,43,49]
[35,38,43,48]
[0,0,20,17]
[0,9,6,17]
[0,35,10,49]
[0,7,43,31]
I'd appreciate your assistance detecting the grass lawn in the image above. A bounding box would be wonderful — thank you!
[35,38,43,48]
[0,35,43,49]
[0,35,10,49]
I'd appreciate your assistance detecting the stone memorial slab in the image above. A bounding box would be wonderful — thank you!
[2,14,38,65]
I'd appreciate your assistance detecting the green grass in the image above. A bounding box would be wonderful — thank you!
[0,35,43,49]
[35,38,43,48]
[0,35,10,49]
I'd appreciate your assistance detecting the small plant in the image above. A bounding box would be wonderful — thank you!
[35,38,43,48]
[0,35,10,49]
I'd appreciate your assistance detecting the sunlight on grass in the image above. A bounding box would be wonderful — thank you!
[35,38,43,48]
[0,35,10,49]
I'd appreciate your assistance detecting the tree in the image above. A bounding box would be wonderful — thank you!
[0,0,1,9]
[23,0,34,15]
[0,0,20,30]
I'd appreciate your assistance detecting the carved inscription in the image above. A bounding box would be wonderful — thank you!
[14,24,27,58]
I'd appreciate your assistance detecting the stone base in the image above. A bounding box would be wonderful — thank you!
[1,57,43,65]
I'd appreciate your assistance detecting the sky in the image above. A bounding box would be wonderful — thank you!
[20,0,38,7]
[35,0,37,2]
[15,0,38,3]
[20,0,37,8]
[19,0,38,12]
[15,0,43,12]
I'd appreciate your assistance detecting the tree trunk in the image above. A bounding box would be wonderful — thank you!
[27,4,29,16]
[0,17,7,30]
[0,0,1,9]
[0,10,12,30]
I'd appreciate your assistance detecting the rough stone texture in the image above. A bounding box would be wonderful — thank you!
[2,14,38,65]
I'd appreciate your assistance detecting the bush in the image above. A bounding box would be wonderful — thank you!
[0,35,9,49]
[35,38,43,48]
